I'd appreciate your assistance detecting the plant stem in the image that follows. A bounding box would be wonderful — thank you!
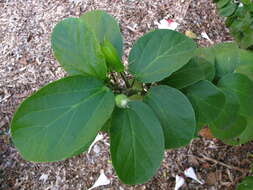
[110,72,117,84]
[120,72,130,88]
[130,79,135,88]
[126,89,142,96]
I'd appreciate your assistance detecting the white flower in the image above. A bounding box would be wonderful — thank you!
[154,19,179,30]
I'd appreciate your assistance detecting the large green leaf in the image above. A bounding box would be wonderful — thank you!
[195,43,252,81]
[51,18,107,80]
[228,117,253,145]
[210,115,247,140]
[129,29,197,83]
[110,101,164,185]
[239,27,253,49]
[218,73,253,117]
[144,85,196,148]
[212,42,240,78]
[200,44,253,79]
[195,47,216,65]
[71,137,95,157]
[236,64,253,81]
[100,118,111,133]
[162,57,215,89]
[237,176,253,190]
[11,76,115,162]
[236,49,253,80]
[185,80,226,124]
[80,10,123,58]
[210,88,240,129]
[212,44,253,79]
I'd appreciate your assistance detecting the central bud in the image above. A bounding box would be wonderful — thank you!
[115,94,129,108]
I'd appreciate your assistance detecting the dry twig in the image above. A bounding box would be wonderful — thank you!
[192,154,248,173]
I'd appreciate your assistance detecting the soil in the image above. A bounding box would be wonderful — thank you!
[0,0,252,189]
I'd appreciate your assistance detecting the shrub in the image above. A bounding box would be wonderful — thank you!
[10,10,253,185]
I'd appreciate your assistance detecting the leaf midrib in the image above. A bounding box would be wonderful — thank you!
[16,87,106,132]
[126,110,137,182]
[138,38,191,74]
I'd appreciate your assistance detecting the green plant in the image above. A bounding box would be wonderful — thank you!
[10,10,253,185]
[214,0,253,49]
[237,176,253,190]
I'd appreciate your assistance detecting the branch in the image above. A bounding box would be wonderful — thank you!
[191,154,248,173]
[120,72,130,88]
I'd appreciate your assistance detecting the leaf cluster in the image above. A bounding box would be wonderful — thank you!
[10,11,253,185]
[214,0,253,49]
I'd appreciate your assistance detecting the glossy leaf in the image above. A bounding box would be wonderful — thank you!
[144,85,196,148]
[129,29,197,83]
[163,57,215,89]
[51,18,107,80]
[81,10,123,58]
[218,73,253,117]
[11,76,115,162]
[237,176,253,190]
[110,101,164,185]
[185,80,226,124]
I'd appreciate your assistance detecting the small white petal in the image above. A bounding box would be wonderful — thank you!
[201,32,213,44]
[184,167,204,185]
[88,133,104,154]
[175,175,185,190]
[88,170,110,190]
[39,173,48,183]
